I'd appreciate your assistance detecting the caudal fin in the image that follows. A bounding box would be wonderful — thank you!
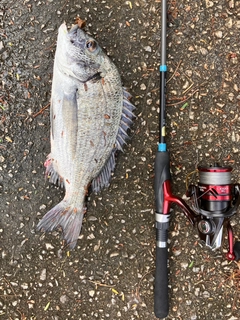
[37,200,84,249]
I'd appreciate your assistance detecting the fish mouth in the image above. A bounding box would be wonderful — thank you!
[68,25,86,49]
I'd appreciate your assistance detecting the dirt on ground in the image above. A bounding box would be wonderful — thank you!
[0,0,240,319]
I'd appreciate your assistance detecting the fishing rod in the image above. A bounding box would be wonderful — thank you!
[154,1,240,318]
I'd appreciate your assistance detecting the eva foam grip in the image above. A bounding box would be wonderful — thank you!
[154,245,169,319]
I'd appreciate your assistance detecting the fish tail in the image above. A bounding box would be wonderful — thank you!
[37,200,84,249]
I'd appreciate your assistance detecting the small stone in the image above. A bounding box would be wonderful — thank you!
[189,111,194,120]
[200,48,208,55]
[40,268,47,281]
[202,291,210,298]
[194,287,200,296]
[140,83,146,90]
[225,18,233,28]
[89,290,95,297]
[60,295,69,304]
[185,69,192,77]
[144,46,152,52]
[87,233,95,240]
[188,45,195,51]
[228,92,234,101]
[88,215,98,221]
[215,30,222,38]
[21,283,28,289]
[110,251,119,258]
[45,243,54,250]
[180,262,188,269]
[205,0,214,7]
[182,80,189,89]
[228,0,234,8]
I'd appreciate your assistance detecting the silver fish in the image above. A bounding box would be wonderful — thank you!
[37,22,135,248]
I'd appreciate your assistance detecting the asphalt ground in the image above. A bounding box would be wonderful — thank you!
[0,0,240,319]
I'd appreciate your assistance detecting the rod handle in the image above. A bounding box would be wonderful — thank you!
[154,245,169,318]
[154,214,170,319]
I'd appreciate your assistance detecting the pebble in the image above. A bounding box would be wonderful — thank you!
[45,243,54,250]
[87,233,95,240]
[144,46,151,52]
[225,18,233,28]
[60,295,69,304]
[215,30,222,38]
[180,262,188,269]
[39,204,46,210]
[202,291,210,298]
[40,268,47,281]
[110,251,119,258]
[89,290,95,297]
[88,215,98,221]
[185,70,192,77]
[206,0,214,7]
[195,288,200,296]
[21,283,28,289]
[228,0,234,8]
[228,92,234,101]
[200,48,208,55]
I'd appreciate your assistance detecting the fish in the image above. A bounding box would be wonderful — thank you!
[37,22,135,249]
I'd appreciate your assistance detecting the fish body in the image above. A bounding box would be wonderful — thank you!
[37,23,134,248]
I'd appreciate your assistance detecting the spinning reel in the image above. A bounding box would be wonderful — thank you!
[186,164,240,260]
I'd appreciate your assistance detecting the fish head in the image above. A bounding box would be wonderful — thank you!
[55,23,106,83]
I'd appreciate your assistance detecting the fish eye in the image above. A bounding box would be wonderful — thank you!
[86,40,97,52]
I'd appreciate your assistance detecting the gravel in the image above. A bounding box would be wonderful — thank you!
[0,0,240,319]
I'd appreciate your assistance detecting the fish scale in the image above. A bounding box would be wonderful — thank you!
[37,22,135,249]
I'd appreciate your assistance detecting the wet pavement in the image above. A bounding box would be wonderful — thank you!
[0,0,240,319]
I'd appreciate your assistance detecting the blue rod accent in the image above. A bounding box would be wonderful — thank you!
[158,143,167,152]
[160,65,167,72]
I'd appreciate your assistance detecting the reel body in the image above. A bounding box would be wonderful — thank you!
[187,164,240,260]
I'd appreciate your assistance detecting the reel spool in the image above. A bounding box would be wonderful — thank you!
[198,165,233,213]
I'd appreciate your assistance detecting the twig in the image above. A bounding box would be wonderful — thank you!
[136,268,155,294]
[88,280,115,288]
[167,89,199,106]
[32,103,50,118]
[4,277,17,297]
[167,60,182,84]
[61,0,69,11]
[182,82,194,95]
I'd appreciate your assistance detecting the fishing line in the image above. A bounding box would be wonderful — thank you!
[199,171,232,185]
